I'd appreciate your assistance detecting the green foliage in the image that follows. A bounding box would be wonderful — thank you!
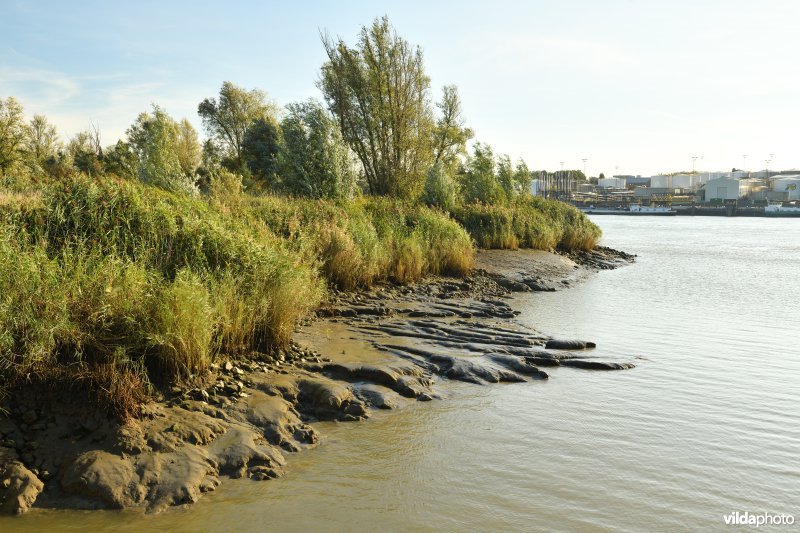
[175,118,202,176]
[0,97,29,176]
[127,105,199,194]
[0,175,324,393]
[25,114,60,173]
[452,196,601,251]
[459,143,506,205]
[242,118,281,186]
[432,85,473,170]
[249,195,474,290]
[422,162,458,211]
[67,128,103,177]
[280,100,357,199]
[103,140,138,180]
[198,81,279,174]
[320,16,434,199]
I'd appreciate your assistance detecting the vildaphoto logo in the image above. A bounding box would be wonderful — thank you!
[724,511,795,527]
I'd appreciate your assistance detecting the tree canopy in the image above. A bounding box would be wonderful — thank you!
[198,81,279,174]
[319,16,434,199]
[0,97,28,175]
[281,100,357,198]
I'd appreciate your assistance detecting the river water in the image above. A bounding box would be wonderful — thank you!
[5,216,799,531]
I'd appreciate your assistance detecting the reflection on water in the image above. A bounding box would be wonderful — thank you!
[4,217,799,532]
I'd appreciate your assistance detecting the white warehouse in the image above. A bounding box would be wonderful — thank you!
[703,177,750,202]
[771,176,800,200]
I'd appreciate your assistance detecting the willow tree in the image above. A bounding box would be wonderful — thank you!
[198,81,279,174]
[432,85,473,170]
[319,16,434,199]
[0,97,28,176]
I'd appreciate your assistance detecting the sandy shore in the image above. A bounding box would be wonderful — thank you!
[0,247,634,515]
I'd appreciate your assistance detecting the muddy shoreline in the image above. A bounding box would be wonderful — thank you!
[0,247,634,515]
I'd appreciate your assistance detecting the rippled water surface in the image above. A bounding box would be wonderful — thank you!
[5,216,799,531]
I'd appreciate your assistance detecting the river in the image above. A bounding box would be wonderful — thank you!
[4,216,799,531]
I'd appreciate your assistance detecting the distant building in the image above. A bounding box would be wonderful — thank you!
[530,179,540,196]
[703,177,751,202]
[625,176,651,188]
[671,174,697,189]
[633,187,681,199]
[598,177,626,188]
[772,176,800,201]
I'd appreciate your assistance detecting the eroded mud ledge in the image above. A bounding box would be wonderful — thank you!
[0,247,634,515]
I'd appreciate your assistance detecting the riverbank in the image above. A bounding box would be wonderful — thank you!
[0,246,633,515]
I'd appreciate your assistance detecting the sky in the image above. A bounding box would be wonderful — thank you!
[1,0,798,177]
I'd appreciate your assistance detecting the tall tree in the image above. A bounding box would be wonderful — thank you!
[513,159,533,196]
[26,114,59,171]
[175,118,202,176]
[432,85,473,169]
[496,154,515,199]
[241,118,281,186]
[127,105,196,193]
[459,142,505,205]
[197,81,278,173]
[67,126,103,177]
[103,140,138,180]
[319,16,434,199]
[0,97,28,175]
[281,99,357,198]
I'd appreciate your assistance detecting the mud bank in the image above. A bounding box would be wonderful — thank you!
[0,247,634,515]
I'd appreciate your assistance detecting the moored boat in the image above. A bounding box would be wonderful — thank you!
[580,204,677,216]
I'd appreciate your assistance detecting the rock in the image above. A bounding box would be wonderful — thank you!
[353,384,401,410]
[21,410,37,425]
[61,451,145,509]
[545,339,597,350]
[493,277,531,292]
[295,377,367,421]
[559,360,635,370]
[223,361,233,372]
[0,462,43,515]
[487,354,549,380]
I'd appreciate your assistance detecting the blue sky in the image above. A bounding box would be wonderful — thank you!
[2,0,798,176]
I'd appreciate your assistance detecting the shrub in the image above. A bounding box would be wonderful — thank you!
[422,163,458,211]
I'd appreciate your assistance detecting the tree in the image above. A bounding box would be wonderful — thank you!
[67,125,103,177]
[26,114,59,172]
[241,118,281,187]
[0,97,28,175]
[320,16,434,199]
[280,100,357,198]
[103,140,138,180]
[197,81,278,173]
[432,85,473,169]
[459,143,505,205]
[175,119,202,176]
[127,105,197,194]
[422,162,458,211]
[496,155,515,199]
[513,159,533,196]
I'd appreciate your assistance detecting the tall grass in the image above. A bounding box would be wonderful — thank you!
[452,196,600,252]
[0,173,596,419]
[0,176,324,417]
[248,195,474,290]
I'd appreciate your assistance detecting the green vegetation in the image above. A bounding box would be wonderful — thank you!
[0,16,600,419]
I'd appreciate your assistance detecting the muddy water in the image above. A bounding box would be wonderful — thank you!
[4,216,799,531]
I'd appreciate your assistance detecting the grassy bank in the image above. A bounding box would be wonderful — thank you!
[452,196,601,251]
[0,175,598,418]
